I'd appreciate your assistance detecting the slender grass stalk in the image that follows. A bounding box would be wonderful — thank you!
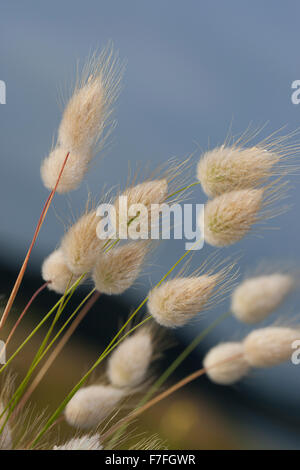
[15,291,102,414]
[30,241,201,447]
[109,310,231,446]
[101,353,243,441]
[4,282,49,350]
[30,314,153,448]
[0,288,96,433]
[142,311,231,404]
[33,275,75,365]
[0,152,70,331]
[0,275,85,375]
[166,181,200,200]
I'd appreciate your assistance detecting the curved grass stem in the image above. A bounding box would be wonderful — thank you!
[30,241,201,448]
[0,152,70,331]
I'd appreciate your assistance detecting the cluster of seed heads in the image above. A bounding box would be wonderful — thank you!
[1,43,299,451]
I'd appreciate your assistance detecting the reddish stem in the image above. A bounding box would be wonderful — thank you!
[5,282,50,348]
[15,291,101,416]
[0,152,70,331]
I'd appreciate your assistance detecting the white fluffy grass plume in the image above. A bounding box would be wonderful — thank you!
[107,329,153,388]
[203,342,249,385]
[243,326,300,367]
[42,249,80,294]
[65,384,124,430]
[197,145,277,198]
[200,187,279,247]
[41,45,123,193]
[197,131,299,198]
[148,274,221,328]
[61,209,103,275]
[92,241,150,295]
[231,273,294,324]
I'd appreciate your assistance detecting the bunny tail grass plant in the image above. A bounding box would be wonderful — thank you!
[1,44,300,451]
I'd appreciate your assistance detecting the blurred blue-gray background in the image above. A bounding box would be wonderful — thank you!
[1,0,300,449]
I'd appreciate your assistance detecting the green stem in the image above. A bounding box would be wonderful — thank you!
[0,288,96,433]
[30,316,152,448]
[0,275,85,375]
[31,276,75,368]
[142,311,230,404]
[108,311,230,446]
[166,182,200,200]
[31,241,201,447]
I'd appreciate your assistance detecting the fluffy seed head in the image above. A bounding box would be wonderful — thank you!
[92,241,149,294]
[61,210,103,275]
[243,326,300,367]
[42,249,80,294]
[41,46,123,193]
[58,78,105,155]
[0,402,12,450]
[65,385,124,430]
[200,188,264,247]
[147,275,219,328]
[197,145,278,198]
[114,179,168,237]
[231,273,294,324]
[53,434,102,450]
[203,342,249,385]
[107,329,153,388]
[41,147,89,194]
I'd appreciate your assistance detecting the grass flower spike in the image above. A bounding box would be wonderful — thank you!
[148,275,220,328]
[61,210,103,275]
[65,384,124,430]
[231,273,294,323]
[41,148,88,194]
[203,342,249,385]
[92,241,150,294]
[243,326,300,367]
[41,46,123,193]
[200,188,264,247]
[42,249,80,294]
[197,145,278,198]
[107,329,153,388]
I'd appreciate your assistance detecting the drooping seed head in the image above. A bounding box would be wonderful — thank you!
[197,145,278,198]
[200,188,264,247]
[41,46,123,193]
[147,275,219,328]
[41,147,89,194]
[42,249,80,294]
[243,326,300,367]
[53,434,102,450]
[107,329,153,388]
[203,342,249,385]
[92,241,150,294]
[61,210,103,275]
[231,273,294,324]
[65,385,124,430]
